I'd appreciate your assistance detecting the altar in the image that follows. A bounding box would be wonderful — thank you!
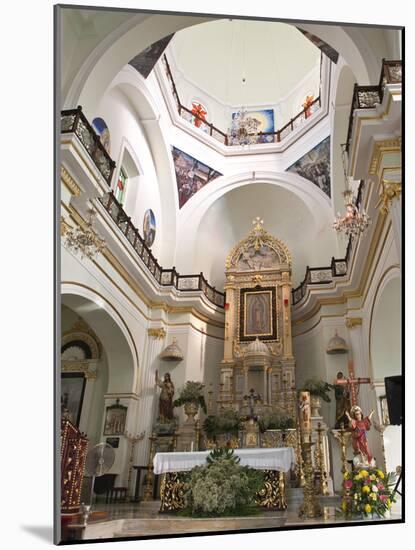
[154,447,296,512]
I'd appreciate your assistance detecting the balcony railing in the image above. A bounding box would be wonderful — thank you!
[61,106,116,185]
[346,59,402,153]
[98,192,226,309]
[162,54,321,147]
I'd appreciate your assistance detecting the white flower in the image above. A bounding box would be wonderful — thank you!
[371,485,378,493]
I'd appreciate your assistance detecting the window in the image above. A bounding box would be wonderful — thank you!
[115,168,127,204]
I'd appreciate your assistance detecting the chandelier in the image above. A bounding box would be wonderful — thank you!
[228,107,260,146]
[333,146,371,238]
[64,208,105,259]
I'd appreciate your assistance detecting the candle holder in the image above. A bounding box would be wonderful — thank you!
[331,423,352,475]
[315,422,329,495]
[143,433,157,501]
[124,430,145,500]
[298,439,322,518]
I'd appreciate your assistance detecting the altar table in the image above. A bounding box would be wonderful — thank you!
[153,448,296,512]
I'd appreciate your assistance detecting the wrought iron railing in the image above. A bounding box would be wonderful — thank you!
[98,192,226,309]
[162,54,321,147]
[61,106,116,184]
[346,59,402,153]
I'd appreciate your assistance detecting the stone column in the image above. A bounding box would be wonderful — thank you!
[263,364,268,405]
[77,360,99,435]
[268,367,273,405]
[243,365,249,395]
[281,273,293,359]
[136,327,166,466]
[223,280,236,361]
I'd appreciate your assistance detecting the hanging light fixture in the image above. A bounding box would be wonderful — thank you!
[64,207,105,259]
[227,21,260,146]
[333,145,371,237]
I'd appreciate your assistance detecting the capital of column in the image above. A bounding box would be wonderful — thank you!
[376,179,402,216]
[147,327,167,339]
[345,317,363,329]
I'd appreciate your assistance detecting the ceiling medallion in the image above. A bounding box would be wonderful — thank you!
[333,145,371,238]
[64,208,105,260]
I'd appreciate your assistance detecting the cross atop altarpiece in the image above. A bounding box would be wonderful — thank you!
[334,360,371,407]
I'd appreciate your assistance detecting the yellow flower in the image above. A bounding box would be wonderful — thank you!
[362,486,370,493]
[354,474,361,480]
[387,499,391,509]
[343,472,350,480]
[364,504,372,514]
[360,470,369,478]
[341,500,348,511]
[369,474,376,481]
[377,470,385,479]
[370,492,377,501]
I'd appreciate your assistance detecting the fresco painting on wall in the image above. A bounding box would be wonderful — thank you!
[92,117,111,154]
[129,34,174,78]
[231,108,275,143]
[143,209,156,247]
[287,136,331,198]
[172,146,222,208]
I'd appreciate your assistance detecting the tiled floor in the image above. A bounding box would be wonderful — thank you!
[76,495,402,540]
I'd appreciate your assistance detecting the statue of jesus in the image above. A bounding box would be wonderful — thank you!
[346,405,375,466]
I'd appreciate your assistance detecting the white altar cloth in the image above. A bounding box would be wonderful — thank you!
[153,447,296,475]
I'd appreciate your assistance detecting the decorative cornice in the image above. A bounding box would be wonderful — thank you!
[369,137,401,176]
[147,327,167,339]
[61,361,97,379]
[345,317,363,329]
[61,216,71,236]
[61,165,82,196]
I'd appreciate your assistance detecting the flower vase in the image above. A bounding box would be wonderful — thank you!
[310,395,322,417]
[184,402,199,423]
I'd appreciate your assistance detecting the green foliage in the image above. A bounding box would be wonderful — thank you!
[184,449,264,516]
[258,411,295,432]
[301,378,334,403]
[173,381,207,413]
[203,409,241,439]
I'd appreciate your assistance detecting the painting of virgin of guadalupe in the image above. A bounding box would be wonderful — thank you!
[245,291,272,336]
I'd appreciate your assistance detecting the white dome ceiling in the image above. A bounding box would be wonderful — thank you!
[169,19,321,107]
[192,183,338,290]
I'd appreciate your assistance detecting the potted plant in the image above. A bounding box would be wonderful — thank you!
[203,409,241,445]
[173,381,207,421]
[301,378,334,417]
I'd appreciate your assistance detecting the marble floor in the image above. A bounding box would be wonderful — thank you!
[71,495,402,541]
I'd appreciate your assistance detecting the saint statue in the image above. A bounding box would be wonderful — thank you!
[155,371,175,423]
[346,405,375,466]
[334,371,352,428]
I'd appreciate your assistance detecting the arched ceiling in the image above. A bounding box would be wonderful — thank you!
[192,183,338,289]
[169,19,321,107]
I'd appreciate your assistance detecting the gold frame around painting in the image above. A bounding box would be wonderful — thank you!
[239,286,278,342]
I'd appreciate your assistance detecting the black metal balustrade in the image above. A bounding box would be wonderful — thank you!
[98,192,226,309]
[162,54,321,147]
[346,59,402,153]
[61,106,116,184]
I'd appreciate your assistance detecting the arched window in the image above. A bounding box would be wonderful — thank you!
[115,167,127,205]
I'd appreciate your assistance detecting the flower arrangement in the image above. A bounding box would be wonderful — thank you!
[341,468,396,517]
[203,409,241,440]
[184,448,264,516]
[258,411,295,432]
[173,381,207,413]
[301,378,334,402]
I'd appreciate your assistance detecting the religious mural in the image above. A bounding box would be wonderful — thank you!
[297,28,339,64]
[61,373,86,427]
[143,209,156,247]
[287,136,331,198]
[236,245,280,271]
[92,117,111,154]
[129,34,174,78]
[231,108,275,143]
[172,146,222,208]
[239,286,278,342]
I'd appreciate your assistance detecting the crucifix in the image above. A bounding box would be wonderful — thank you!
[333,359,371,406]
[244,388,261,419]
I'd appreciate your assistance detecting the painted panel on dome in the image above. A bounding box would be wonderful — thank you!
[287,136,331,198]
[172,146,222,208]
[143,209,156,248]
[92,117,111,154]
[231,108,275,144]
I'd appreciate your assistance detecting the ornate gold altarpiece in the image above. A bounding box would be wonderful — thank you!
[219,218,296,419]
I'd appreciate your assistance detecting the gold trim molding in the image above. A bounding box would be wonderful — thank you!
[376,178,402,216]
[61,361,97,379]
[148,328,167,339]
[369,138,402,176]
[346,317,363,329]
[61,165,82,197]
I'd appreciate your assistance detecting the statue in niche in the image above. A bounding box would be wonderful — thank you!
[346,405,375,467]
[155,371,175,423]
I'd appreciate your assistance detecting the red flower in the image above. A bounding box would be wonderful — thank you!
[344,480,353,490]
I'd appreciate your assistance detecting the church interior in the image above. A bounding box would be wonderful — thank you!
[58,6,402,543]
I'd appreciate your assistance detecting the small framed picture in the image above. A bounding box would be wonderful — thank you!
[104,400,127,435]
[380,395,390,425]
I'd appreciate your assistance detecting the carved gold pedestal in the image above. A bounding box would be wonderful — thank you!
[255,470,287,510]
[159,473,187,512]
[298,441,322,518]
